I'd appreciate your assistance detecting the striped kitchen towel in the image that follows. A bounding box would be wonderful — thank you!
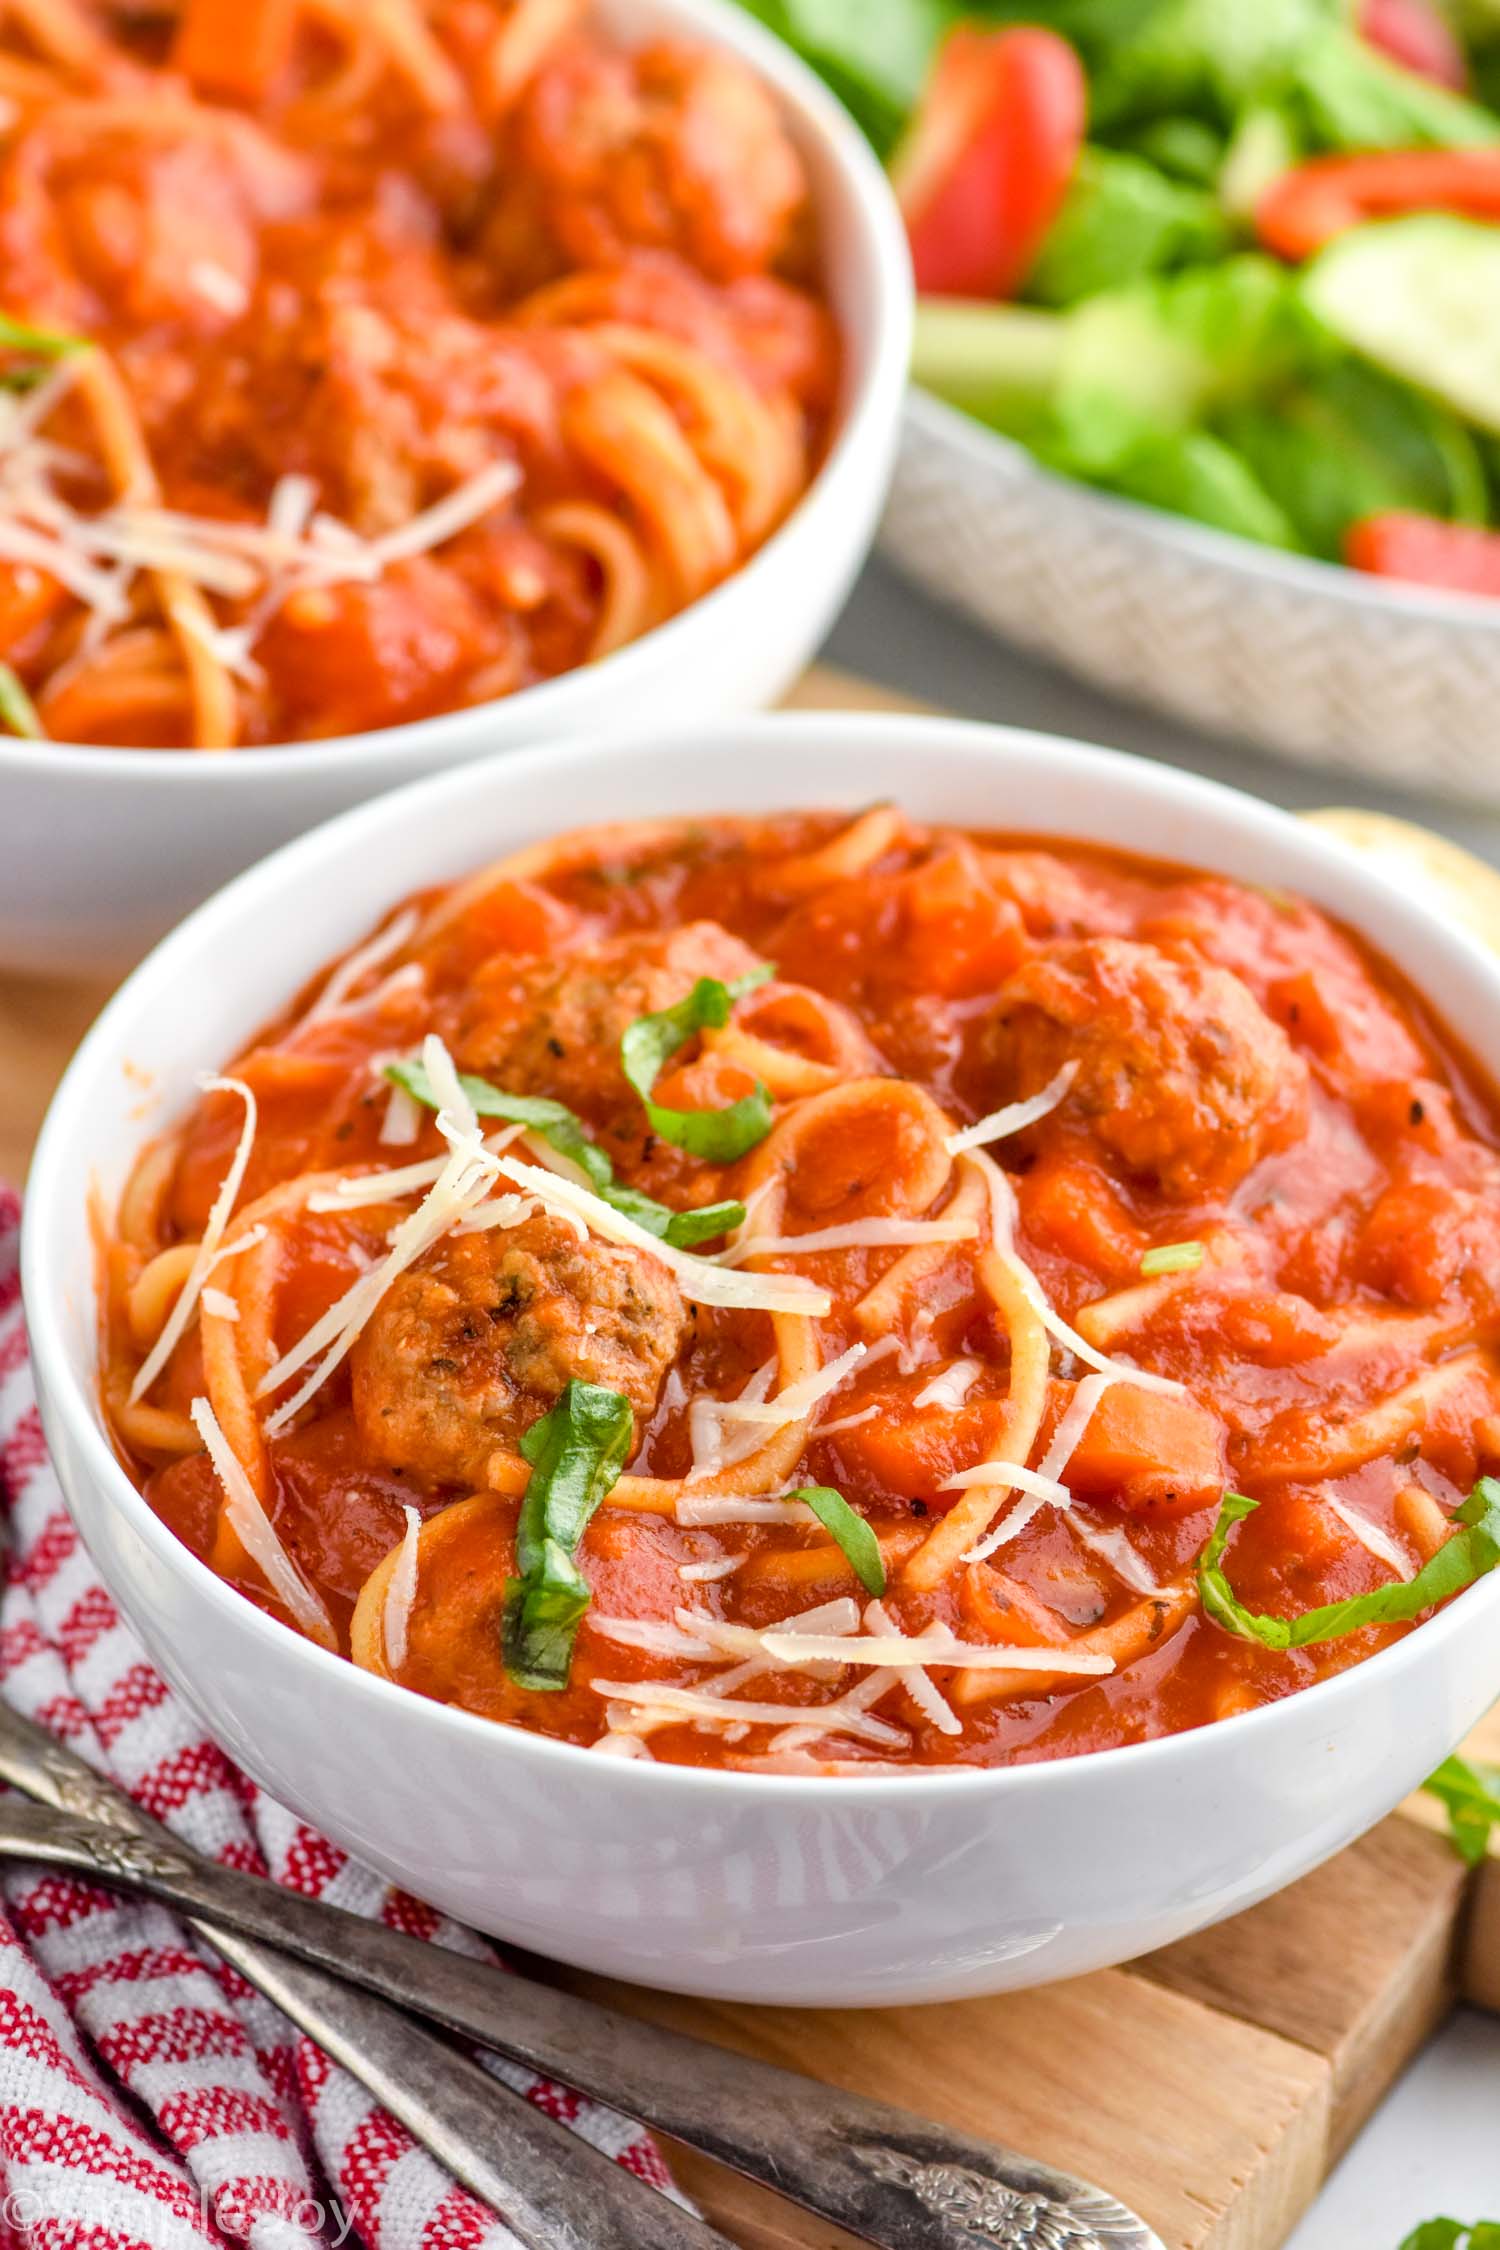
[0,1186,679,2249]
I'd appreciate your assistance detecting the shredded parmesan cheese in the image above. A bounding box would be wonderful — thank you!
[972,1149,1185,1397]
[190,1397,336,1649]
[491,1152,831,1317]
[382,1504,423,1670]
[945,1062,1079,1155]
[1326,1496,1413,1580]
[757,1629,1113,1675]
[1037,1371,1117,1483]
[258,1040,501,1430]
[711,1342,868,1429]
[588,1616,717,1659]
[677,1554,747,1584]
[303,909,419,1025]
[866,1601,961,1736]
[379,1082,423,1147]
[129,1076,257,1406]
[912,1359,981,1412]
[720,1215,977,1266]
[589,1680,908,1744]
[675,1496,819,1527]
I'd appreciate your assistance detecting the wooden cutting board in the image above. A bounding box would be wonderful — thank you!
[3,665,1498,2250]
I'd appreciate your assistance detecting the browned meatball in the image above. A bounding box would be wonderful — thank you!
[519,40,807,281]
[988,937,1309,1199]
[454,919,762,1115]
[350,1216,686,1487]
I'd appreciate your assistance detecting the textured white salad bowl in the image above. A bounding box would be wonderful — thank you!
[0,0,909,975]
[26,714,1500,2006]
[884,387,1500,805]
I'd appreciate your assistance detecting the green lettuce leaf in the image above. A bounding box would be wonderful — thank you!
[1026,147,1230,308]
[502,1380,635,1690]
[1086,0,1338,131]
[620,965,776,1163]
[386,1059,745,1249]
[1215,356,1488,559]
[1291,25,1500,151]
[1197,1480,1500,1651]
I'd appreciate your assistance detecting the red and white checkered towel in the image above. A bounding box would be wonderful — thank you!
[0,1188,682,2249]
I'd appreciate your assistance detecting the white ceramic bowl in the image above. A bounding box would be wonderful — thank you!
[883,387,1500,804]
[26,714,1500,2006]
[0,0,909,977]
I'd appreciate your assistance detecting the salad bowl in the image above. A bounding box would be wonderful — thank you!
[882,386,1500,802]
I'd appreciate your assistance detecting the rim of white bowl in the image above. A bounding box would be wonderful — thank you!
[25,710,1500,1798]
[905,384,1500,633]
[0,0,910,787]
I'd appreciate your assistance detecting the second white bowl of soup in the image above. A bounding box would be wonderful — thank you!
[25,714,1500,2002]
[0,0,908,972]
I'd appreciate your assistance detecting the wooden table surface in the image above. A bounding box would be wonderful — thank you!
[4,668,1499,2250]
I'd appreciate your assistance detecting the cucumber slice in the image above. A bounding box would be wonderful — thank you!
[1303,215,1500,436]
[911,301,1066,438]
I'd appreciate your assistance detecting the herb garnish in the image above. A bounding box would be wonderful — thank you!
[0,663,43,740]
[0,310,85,390]
[1422,1753,1500,1867]
[620,965,776,1162]
[796,1485,887,1596]
[1196,1481,1500,1651]
[1398,2222,1500,2248]
[1140,1240,1204,1276]
[502,1381,634,1691]
[387,1059,745,1249]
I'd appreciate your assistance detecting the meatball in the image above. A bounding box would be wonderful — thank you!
[988,937,1309,1199]
[351,1216,686,1487]
[455,919,762,1115]
[519,40,807,280]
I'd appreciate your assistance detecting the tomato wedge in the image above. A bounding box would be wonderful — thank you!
[1257,148,1500,259]
[892,26,1086,300]
[1346,512,1500,599]
[1358,0,1468,91]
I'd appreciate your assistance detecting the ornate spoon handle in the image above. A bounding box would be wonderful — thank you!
[0,1779,1164,2250]
[0,1711,725,2249]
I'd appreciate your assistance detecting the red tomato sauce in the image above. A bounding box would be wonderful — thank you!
[104,810,1500,1772]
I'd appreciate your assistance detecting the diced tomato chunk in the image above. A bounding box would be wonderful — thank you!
[825,1393,1008,1504]
[1066,1385,1226,1514]
[895,849,1028,996]
[1017,1153,1147,1282]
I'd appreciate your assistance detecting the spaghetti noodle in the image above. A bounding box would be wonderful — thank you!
[102,807,1500,1771]
[0,1,837,749]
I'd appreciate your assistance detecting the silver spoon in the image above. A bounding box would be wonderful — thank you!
[0,1718,1164,2250]
[0,1700,728,2249]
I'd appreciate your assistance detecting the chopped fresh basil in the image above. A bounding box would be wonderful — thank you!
[0,663,43,740]
[0,310,85,390]
[1423,1754,1500,1869]
[1140,1239,1204,1277]
[796,1484,886,1596]
[619,964,776,1163]
[502,1380,635,1691]
[1197,1481,1500,1652]
[386,1059,744,1250]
